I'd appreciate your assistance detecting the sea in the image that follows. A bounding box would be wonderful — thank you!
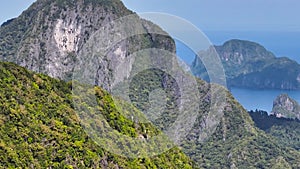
[175,30,300,112]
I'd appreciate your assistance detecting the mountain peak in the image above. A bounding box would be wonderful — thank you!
[0,0,175,88]
[218,39,276,60]
[32,0,127,9]
[222,39,271,55]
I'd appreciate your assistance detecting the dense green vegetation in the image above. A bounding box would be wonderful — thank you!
[180,93,300,168]
[249,110,300,151]
[120,66,300,168]
[128,68,180,131]
[2,59,300,168]
[0,61,195,168]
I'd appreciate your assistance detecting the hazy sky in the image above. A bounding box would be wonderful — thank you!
[1,0,299,32]
[0,0,35,24]
[122,0,300,31]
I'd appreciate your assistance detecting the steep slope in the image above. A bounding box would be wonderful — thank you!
[180,89,300,168]
[124,67,300,168]
[191,39,300,89]
[271,94,300,119]
[0,0,175,88]
[2,59,299,169]
[0,61,194,168]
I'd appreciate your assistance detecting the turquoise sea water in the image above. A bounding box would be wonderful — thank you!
[231,88,300,112]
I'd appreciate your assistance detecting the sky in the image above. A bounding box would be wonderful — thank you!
[121,0,300,32]
[1,0,299,32]
[121,0,300,63]
[0,0,35,25]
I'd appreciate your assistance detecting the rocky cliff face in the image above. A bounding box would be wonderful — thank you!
[272,94,300,119]
[191,39,300,89]
[0,0,175,90]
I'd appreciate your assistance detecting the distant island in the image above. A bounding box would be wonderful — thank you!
[272,94,300,119]
[191,39,300,90]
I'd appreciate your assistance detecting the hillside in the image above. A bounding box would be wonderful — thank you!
[180,90,300,168]
[0,61,195,168]
[2,60,300,168]
[191,39,300,89]
[249,110,300,151]
[121,66,300,168]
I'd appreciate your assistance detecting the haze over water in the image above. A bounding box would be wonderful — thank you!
[176,30,300,112]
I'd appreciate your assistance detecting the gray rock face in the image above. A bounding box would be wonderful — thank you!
[272,94,300,119]
[0,0,175,90]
